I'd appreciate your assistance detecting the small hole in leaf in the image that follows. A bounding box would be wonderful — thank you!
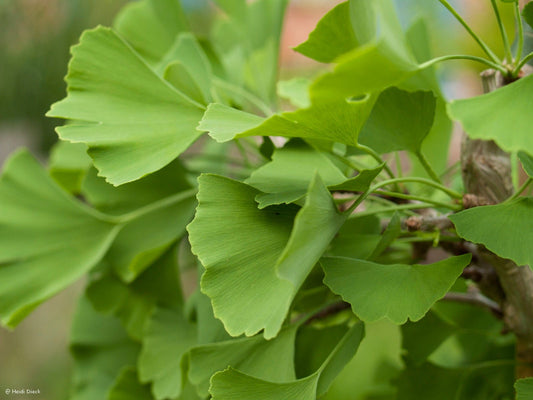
[346,94,369,103]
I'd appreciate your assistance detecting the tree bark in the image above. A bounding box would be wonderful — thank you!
[460,67,533,378]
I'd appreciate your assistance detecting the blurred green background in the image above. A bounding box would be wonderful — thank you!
[0,0,528,399]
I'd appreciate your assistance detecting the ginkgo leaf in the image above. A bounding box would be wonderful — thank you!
[138,307,196,400]
[187,174,297,338]
[113,0,189,64]
[294,2,358,63]
[450,198,533,266]
[0,150,120,328]
[82,162,196,282]
[310,0,418,101]
[210,369,318,400]
[157,33,213,104]
[245,140,347,208]
[70,296,140,400]
[277,78,311,109]
[275,175,345,291]
[209,322,365,399]
[188,326,297,396]
[322,254,471,324]
[188,174,346,338]
[358,87,436,154]
[108,367,153,400]
[516,378,533,400]
[447,74,533,156]
[198,95,377,147]
[47,26,204,186]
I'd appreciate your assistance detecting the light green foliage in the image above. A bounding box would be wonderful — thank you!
[47,27,204,186]
[322,255,472,323]
[450,199,533,266]
[3,0,533,398]
[448,75,533,156]
[516,378,533,400]
[0,151,120,328]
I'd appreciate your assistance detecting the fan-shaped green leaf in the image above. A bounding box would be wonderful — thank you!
[294,2,358,63]
[113,0,189,64]
[138,307,196,400]
[188,326,297,396]
[516,378,533,400]
[188,174,348,338]
[47,27,204,186]
[198,95,377,147]
[209,322,365,399]
[449,198,533,266]
[447,75,533,156]
[0,150,120,328]
[187,174,297,338]
[322,255,471,324]
[210,368,318,400]
[310,0,417,101]
[358,87,436,154]
[245,140,347,208]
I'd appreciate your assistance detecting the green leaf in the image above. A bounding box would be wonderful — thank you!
[450,198,533,266]
[47,26,204,186]
[0,150,119,328]
[401,311,457,365]
[188,325,298,396]
[277,78,311,109]
[358,87,436,154]
[113,0,189,64]
[70,296,140,400]
[275,175,346,291]
[48,140,91,194]
[323,321,402,400]
[294,2,358,63]
[83,164,196,282]
[326,215,382,260]
[516,378,533,400]
[523,3,533,31]
[199,95,377,148]
[138,307,196,400]
[87,247,184,340]
[322,254,472,324]
[157,33,214,104]
[209,322,364,399]
[108,367,153,400]
[518,151,533,178]
[189,174,347,338]
[310,0,417,101]
[187,174,297,338]
[245,140,348,208]
[447,75,533,156]
[210,368,318,400]
[197,103,264,143]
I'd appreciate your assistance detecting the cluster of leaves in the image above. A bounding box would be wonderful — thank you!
[2,0,533,398]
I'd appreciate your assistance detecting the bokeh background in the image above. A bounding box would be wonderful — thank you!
[0,0,527,398]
